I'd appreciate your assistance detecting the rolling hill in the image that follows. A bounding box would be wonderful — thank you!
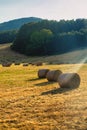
[0,17,42,32]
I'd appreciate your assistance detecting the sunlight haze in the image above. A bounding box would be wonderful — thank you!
[0,0,87,23]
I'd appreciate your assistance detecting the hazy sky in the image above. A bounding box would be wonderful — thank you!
[0,0,87,23]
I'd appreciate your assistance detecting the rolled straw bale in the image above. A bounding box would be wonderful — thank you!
[2,63,12,67]
[14,63,20,65]
[46,70,62,82]
[38,69,50,78]
[23,63,29,66]
[58,73,80,88]
[28,62,32,65]
[35,62,43,66]
[31,63,35,66]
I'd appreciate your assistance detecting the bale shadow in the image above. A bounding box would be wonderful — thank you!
[41,84,80,95]
[27,78,42,81]
[35,81,55,87]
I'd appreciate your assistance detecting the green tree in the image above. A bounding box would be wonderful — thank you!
[0,30,17,44]
[12,19,87,56]
[26,29,53,55]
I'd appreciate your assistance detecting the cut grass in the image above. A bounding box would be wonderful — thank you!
[0,64,87,130]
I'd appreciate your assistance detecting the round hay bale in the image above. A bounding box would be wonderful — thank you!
[36,62,43,66]
[2,63,12,67]
[23,63,29,66]
[14,63,20,65]
[28,62,32,65]
[46,70,62,82]
[38,69,50,78]
[58,73,80,88]
[31,63,35,66]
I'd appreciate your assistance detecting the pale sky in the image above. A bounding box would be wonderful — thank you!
[0,0,87,23]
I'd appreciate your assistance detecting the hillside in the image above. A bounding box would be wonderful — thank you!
[0,17,42,32]
[0,43,87,64]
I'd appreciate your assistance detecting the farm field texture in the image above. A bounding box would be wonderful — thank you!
[0,63,87,130]
[0,44,87,130]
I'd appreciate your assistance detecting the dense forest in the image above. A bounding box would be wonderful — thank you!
[0,17,42,44]
[0,30,18,44]
[11,19,87,55]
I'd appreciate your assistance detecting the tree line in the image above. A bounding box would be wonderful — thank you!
[0,30,17,44]
[11,19,87,55]
[0,17,42,44]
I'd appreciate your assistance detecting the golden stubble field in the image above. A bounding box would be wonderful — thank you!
[0,63,87,130]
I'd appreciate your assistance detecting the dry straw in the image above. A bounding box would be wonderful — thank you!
[46,70,62,82]
[58,73,80,88]
[38,69,50,78]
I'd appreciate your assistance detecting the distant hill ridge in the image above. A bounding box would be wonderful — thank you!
[0,17,42,31]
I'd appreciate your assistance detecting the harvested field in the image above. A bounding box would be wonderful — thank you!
[0,64,87,130]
